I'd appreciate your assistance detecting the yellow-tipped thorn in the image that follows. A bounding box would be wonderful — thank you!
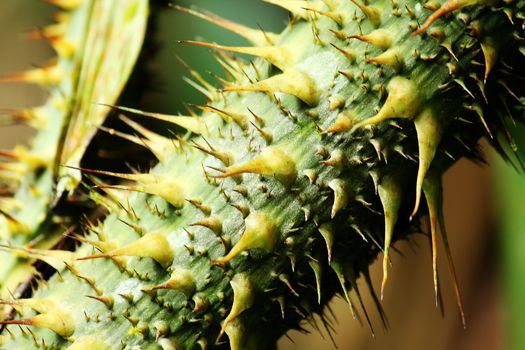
[178,40,291,71]
[378,175,402,300]
[99,104,208,135]
[222,69,319,106]
[328,178,349,218]
[303,7,344,26]
[0,245,76,271]
[43,0,83,10]
[480,37,497,83]
[49,36,76,58]
[212,212,277,266]
[367,47,404,71]
[324,111,355,134]
[145,269,196,298]
[219,274,255,338]
[0,307,74,338]
[353,77,421,130]
[63,165,185,208]
[350,0,382,27]
[0,65,62,86]
[172,5,278,46]
[195,104,248,130]
[410,108,442,218]
[27,22,68,40]
[349,29,392,50]
[77,232,173,268]
[318,223,334,264]
[330,43,356,63]
[212,146,296,187]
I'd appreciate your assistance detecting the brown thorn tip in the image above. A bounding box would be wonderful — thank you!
[412,0,463,36]
[76,253,112,261]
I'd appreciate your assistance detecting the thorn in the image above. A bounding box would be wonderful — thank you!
[0,65,62,86]
[324,111,355,134]
[195,104,248,130]
[328,179,349,218]
[413,0,480,36]
[222,69,319,106]
[26,22,67,40]
[0,245,76,271]
[249,121,272,144]
[212,146,297,187]
[247,108,265,127]
[48,35,76,57]
[4,107,46,128]
[320,149,346,170]
[190,216,223,235]
[329,43,355,63]
[212,212,277,266]
[186,198,212,216]
[76,232,174,268]
[176,55,219,100]
[350,0,382,27]
[86,295,114,309]
[352,77,421,130]
[178,40,291,71]
[347,269,375,336]
[218,274,254,339]
[331,261,357,318]
[424,171,466,329]
[308,259,323,304]
[172,5,278,46]
[0,307,74,338]
[191,139,231,165]
[318,223,334,264]
[278,274,299,296]
[465,104,492,139]
[63,165,185,208]
[378,175,402,299]
[349,29,392,50]
[453,79,475,99]
[480,37,497,83]
[43,0,83,10]
[303,7,344,26]
[143,268,196,298]
[98,122,174,163]
[363,268,389,329]
[410,108,442,218]
[230,203,250,219]
[367,47,404,71]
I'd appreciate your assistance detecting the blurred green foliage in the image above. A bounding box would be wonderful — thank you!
[495,124,525,350]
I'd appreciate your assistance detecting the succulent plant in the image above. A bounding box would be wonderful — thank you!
[0,0,524,349]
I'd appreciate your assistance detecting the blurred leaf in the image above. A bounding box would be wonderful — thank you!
[494,123,525,350]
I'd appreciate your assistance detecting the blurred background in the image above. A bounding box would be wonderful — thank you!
[1,1,523,349]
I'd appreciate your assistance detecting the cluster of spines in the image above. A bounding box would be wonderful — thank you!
[0,0,524,349]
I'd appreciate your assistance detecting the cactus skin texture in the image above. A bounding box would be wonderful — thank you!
[1,0,525,349]
[0,0,148,316]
